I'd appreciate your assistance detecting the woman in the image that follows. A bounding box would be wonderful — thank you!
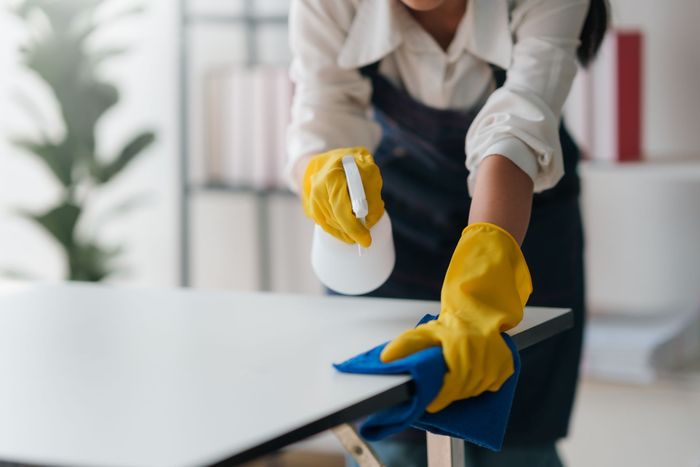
[286,0,607,465]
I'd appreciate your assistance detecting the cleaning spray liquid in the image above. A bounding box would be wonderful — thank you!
[311,155,395,295]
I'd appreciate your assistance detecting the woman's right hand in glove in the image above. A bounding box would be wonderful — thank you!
[301,147,384,248]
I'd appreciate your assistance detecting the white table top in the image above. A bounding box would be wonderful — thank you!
[0,282,571,467]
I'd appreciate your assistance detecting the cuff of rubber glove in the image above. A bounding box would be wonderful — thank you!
[462,222,533,310]
[463,222,520,249]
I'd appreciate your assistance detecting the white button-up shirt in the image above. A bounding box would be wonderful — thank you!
[287,0,589,194]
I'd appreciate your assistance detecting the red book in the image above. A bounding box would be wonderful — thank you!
[616,32,643,162]
[563,30,644,162]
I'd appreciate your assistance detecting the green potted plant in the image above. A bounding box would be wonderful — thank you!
[10,0,155,281]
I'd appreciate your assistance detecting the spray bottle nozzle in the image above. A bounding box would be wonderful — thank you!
[342,155,369,256]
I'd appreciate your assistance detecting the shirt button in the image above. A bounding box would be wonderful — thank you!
[393,147,407,158]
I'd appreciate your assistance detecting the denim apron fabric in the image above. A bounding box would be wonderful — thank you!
[358,62,585,445]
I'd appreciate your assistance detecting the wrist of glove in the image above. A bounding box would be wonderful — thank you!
[302,147,384,248]
[380,222,532,413]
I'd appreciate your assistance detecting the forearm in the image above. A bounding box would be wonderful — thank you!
[468,155,533,245]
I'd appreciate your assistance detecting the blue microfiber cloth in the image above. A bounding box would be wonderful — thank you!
[333,314,520,451]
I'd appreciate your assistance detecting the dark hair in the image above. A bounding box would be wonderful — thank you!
[578,0,610,66]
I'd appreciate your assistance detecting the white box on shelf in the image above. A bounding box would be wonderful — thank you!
[582,307,700,384]
[581,161,700,316]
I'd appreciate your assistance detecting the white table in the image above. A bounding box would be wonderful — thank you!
[0,282,571,467]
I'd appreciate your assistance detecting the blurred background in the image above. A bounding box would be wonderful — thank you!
[0,0,699,466]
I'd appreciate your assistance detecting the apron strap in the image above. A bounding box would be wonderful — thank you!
[490,65,507,89]
[359,61,381,77]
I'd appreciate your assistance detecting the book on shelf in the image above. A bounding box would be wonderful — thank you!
[204,68,226,184]
[205,65,293,190]
[564,29,644,162]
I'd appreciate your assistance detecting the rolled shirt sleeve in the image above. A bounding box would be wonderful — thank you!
[286,0,380,192]
[465,0,590,194]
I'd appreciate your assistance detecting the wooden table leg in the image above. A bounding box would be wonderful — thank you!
[331,423,385,467]
[427,432,465,467]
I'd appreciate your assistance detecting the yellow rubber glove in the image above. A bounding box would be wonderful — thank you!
[302,147,384,248]
[380,222,532,413]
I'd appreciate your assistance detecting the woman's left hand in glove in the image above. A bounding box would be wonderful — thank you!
[380,222,533,413]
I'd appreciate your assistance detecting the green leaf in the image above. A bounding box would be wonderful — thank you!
[62,80,119,155]
[92,192,151,228]
[69,240,121,281]
[14,0,43,19]
[20,29,120,156]
[19,201,81,251]
[93,131,154,183]
[12,137,74,187]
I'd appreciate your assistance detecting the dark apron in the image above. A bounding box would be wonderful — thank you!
[359,62,585,445]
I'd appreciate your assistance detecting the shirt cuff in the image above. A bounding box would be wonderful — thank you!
[284,155,305,194]
[467,137,539,194]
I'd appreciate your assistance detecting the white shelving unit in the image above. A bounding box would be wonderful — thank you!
[177,0,293,289]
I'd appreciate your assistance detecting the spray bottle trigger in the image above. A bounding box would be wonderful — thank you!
[342,155,369,219]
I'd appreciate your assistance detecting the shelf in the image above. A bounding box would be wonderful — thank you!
[188,182,296,197]
[178,0,291,288]
[184,14,288,26]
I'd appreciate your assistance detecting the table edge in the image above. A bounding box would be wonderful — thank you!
[214,308,573,466]
[213,383,413,466]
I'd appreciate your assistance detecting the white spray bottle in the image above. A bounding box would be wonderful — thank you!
[311,155,395,295]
